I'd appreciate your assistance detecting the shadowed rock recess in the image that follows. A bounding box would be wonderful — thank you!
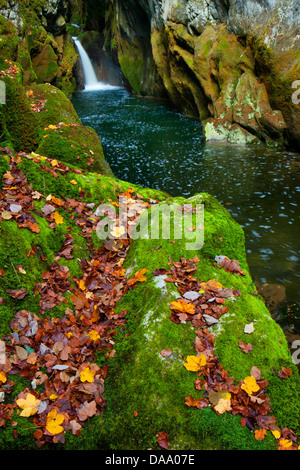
[0,0,299,451]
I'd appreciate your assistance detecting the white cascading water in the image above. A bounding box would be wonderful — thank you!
[73,38,120,91]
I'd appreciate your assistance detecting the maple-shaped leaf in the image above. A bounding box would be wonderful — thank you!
[77,400,97,422]
[128,268,148,286]
[170,298,195,315]
[80,367,95,383]
[278,439,293,450]
[241,376,260,395]
[16,393,40,417]
[238,341,253,354]
[46,409,64,435]
[255,428,267,441]
[214,397,232,414]
[53,211,64,225]
[199,278,223,292]
[88,330,100,341]
[184,354,206,372]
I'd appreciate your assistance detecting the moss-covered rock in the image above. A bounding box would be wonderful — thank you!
[98,194,299,450]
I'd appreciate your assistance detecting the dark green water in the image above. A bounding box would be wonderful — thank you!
[71,88,300,309]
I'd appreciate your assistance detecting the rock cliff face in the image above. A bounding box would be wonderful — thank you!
[0,0,299,146]
[0,0,79,96]
[104,0,300,150]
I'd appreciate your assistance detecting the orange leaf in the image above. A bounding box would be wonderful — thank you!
[255,428,267,441]
[170,298,195,315]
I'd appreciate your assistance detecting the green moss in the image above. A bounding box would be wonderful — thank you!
[37,124,113,176]
[1,74,40,152]
[27,83,81,128]
[0,16,19,61]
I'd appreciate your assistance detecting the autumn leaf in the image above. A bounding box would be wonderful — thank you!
[184,354,206,372]
[170,298,195,315]
[88,330,100,341]
[0,371,7,383]
[53,212,64,225]
[272,430,281,439]
[80,367,95,383]
[214,398,232,414]
[46,409,64,435]
[16,393,40,417]
[128,268,148,286]
[278,439,293,450]
[77,400,97,421]
[199,278,223,292]
[255,428,267,441]
[238,341,253,354]
[241,376,260,395]
[110,225,126,238]
[70,180,78,185]
[156,431,169,450]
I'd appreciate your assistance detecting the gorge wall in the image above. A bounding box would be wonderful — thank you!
[0,0,299,149]
[103,0,300,150]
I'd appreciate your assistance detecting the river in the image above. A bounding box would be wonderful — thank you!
[71,87,300,321]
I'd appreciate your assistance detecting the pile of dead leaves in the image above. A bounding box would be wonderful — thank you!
[156,256,298,451]
[0,152,156,446]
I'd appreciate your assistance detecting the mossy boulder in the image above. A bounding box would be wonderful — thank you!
[0,69,41,152]
[93,194,299,450]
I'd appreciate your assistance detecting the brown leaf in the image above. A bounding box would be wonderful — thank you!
[238,342,253,354]
[77,400,97,421]
[156,431,169,450]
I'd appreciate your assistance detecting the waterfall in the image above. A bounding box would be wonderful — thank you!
[73,38,120,92]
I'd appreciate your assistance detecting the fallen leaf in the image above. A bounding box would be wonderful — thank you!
[77,400,97,421]
[170,298,195,315]
[16,393,40,417]
[160,349,172,357]
[80,367,95,383]
[241,376,260,395]
[238,341,253,354]
[53,212,64,225]
[184,354,206,372]
[46,409,64,435]
[244,322,255,334]
[255,428,267,441]
[156,431,169,450]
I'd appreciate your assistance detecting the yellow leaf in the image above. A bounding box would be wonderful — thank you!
[49,394,58,401]
[199,279,223,292]
[80,367,95,383]
[70,180,78,185]
[0,371,7,383]
[278,439,293,450]
[46,409,64,435]
[170,298,195,315]
[51,159,58,167]
[53,211,64,225]
[88,330,100,341]
[184,354,206,372]
[78,280,85,291]
[271,430,281,439]
[16,393,40,417]
[241,376,260,395]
